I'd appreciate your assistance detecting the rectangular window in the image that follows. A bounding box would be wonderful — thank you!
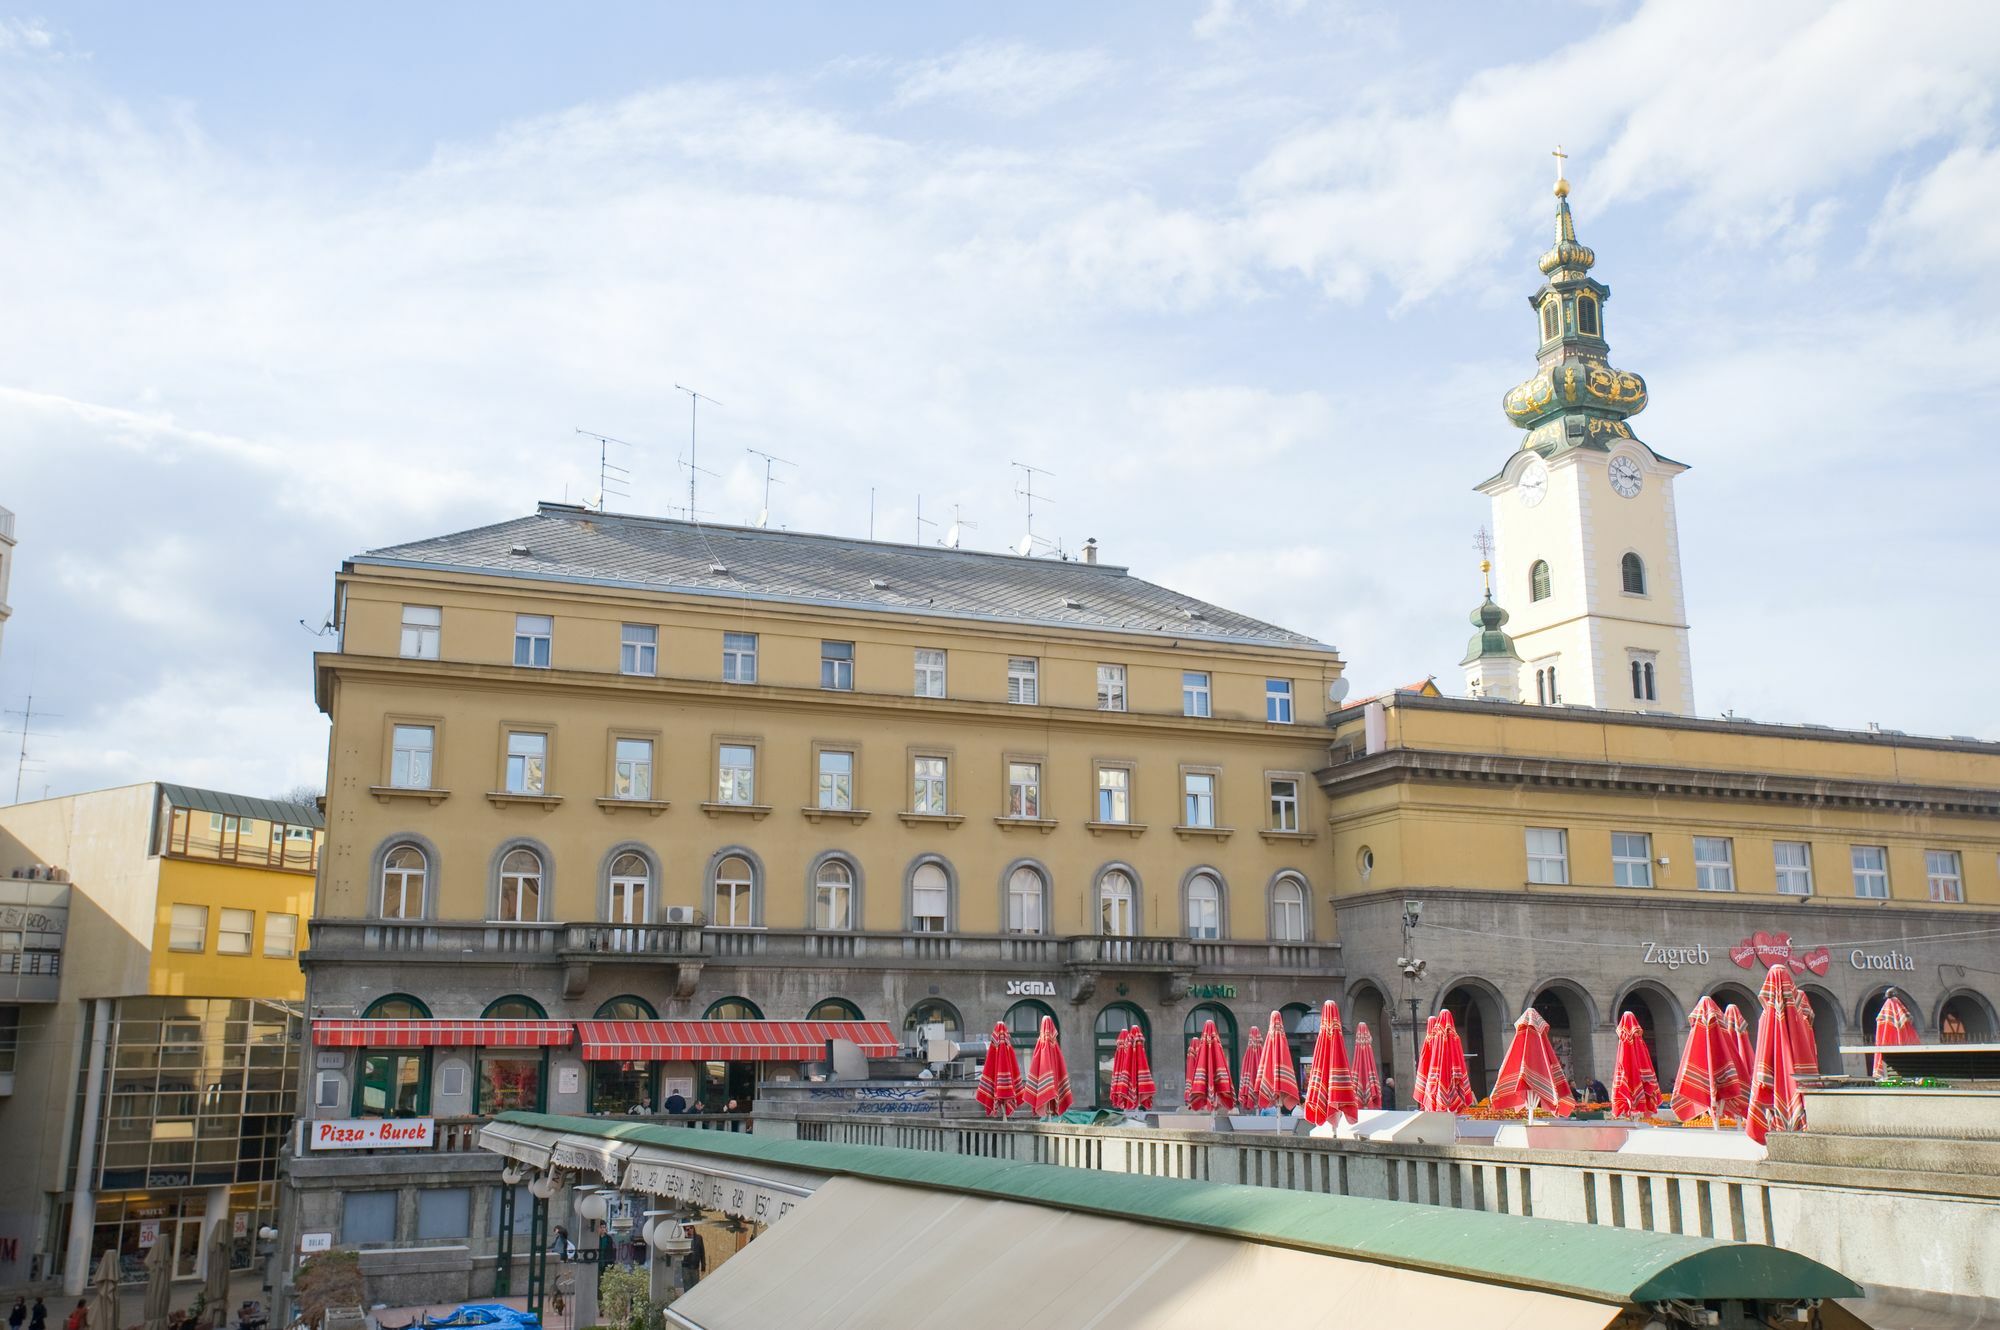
[914,648,946,698]
[820,640,854,691]
[513,613,552,668]
[1007,762,1042,819]
[218,908,254,955]
[620,624,657,676]
[489,1185,533,1237]
[1851,845,1889,899]
[504,731,547,794]
[911,756,948,815]
[1007,658,1039,705]
[1182,671,1211,718]
[1096,664,1127,712]
[265,913,298,958]
[717,745,756,805]
[390,724,434,789]
[1183,772,1216,828]
[475,1053,544,1113]
[912,875,948,933]
[1774,841,1814,896]
[722,632,759,683]
[1266,679,1293,724]
[1525,827,1569,884]
[715,878,753,928]
[1096,768,1130,823]
[1269,778,1300,832]
[400,605,441,659]
[1693,837,1736,892]
[817,750,855,810]
[1926,849,1964,903]
[357,1051,426,1116]
[1008,873,1043,934]
[416,1188,471,1241]
[342,1192,397,1246]
[168,904,207,952]
[613,738,653,800]
[1612,832,1654,888]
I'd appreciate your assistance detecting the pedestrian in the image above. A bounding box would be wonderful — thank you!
[10,1296,26,1330]
[1382,1075,1398,1110]
[64,1300,86,1330]
[29,1298,46,1330]
[683,1228,706,1289]
[1585,1077,1608,1105]
[549,1224,573,1258]
[663,1090,687,1115]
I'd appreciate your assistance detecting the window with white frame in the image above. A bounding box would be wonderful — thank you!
[613,738,653,800]
[400,605,441,659]
[911,756,948,815]
[1266,679,1293,724]
[1182,671,1211,717]
[911,863,949,932]
[168,904,207,952]
[717,745,756,805]
[1183,772,1216,828]
[513,614,552,668]
[1096,768,1130,823]
[1096,664,1127,711]
[1271,876,1306,941]
[714,855,755,927]
[817,750,854,810]
[608,853,649,924]
[381,846,427,919]
[504,732,547,794]
[498,848,543,921]
[1186,873,1221,939]
[1851,845,1889,899]
[620,624,657,676]
[1612,832,1654,888]
[1268,778,1300,832]
[1006,762,1042,819]
[391,725,434,788]
[814,860,854,930]
[265,912,298,958]
[1099,870,1134,936]
[914,649,946,698]
[1774,841,1814,896]
[1007,658,1039,705]
[821,640,854,690]
[1925,849,1963,903]
[1007,866,1044,934]
[218,908,254,955]
[1525,827,1569,884]
[722,632,758,683]
[1693,837,1735,892]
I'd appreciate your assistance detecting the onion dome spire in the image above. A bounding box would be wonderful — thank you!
[1462,530,1520,666]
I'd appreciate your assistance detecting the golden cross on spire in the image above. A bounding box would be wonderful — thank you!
[1473,526,1495,594]
[1552,144,1570,198]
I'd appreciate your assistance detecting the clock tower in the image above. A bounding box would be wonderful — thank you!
[1475,158,1694,714]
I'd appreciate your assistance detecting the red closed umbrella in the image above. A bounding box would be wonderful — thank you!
[1237,1025,1268,1111]
[1872,994,1918,1077]
[1352,1021,1383,1110]
[1721,1003,1755,1107]
[975,1021,1023,1118]
[1129,1028,1156,1110]
[1670,996,1741,1127]
[1184,1032,1201,1106]
[1491,1008,1574,1123]
[1435,1010,1477,1112]
[1412,1013,1441,1110]
[1611,1011,1662,1118]
[1022,1015,1074,1118]
[1790,986,1819,1076]
[1108,1028,1134,1110]
[1255,1010,1301,1113]
[1746,965,1808,1144]
[1206,1022,1236,1111]
[1302,1000,1360,1127]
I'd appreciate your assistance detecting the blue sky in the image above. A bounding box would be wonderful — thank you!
[1,0,1998,799]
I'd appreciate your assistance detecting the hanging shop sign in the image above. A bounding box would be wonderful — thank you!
[1189,984,1237,1000]
[308,1118,435,1150]
[1727,931,1831,975]
[1004,979,1056,997]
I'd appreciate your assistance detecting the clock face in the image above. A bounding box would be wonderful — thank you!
[1609,455,1643,498]
[1518,457,1549,507]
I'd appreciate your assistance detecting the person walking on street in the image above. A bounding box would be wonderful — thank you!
[1382,1075,1398,1110]
[11,1296,27,1330]
[29,1297,47,1330]
[64,1300,87,1330]
[683,1228,707,1289]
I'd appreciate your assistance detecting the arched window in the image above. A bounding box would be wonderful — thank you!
[1577,293,1599,336]
[482,995,547,1020]
[1621,551,1646,595]
[712,853,756,928]
[1540,296,1560,342]
[1099,870,1135,937]
[904,999,961,1040]
[355,996,430,1117]
[596,995,656,1020]
[380,845,427,920]
[807,998,863,1021]
[477,997,549,1114]
[498,848,543,922]
[1529,560,1551,602]
[1006,865,1047,935]
[1094,1003,1150,1107]
[815,859,855,931]
[1271,875,1307,942]
[910,861,950,933]
[607,852,649,925]
[1003,1000,1057,1054]
[364,994,431,1020]
[1185,872,1221,940]
[705,996,763,1020]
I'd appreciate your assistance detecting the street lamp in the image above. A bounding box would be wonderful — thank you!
[1398,899,1427,1084]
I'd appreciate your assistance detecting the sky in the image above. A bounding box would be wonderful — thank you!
[2,0,1998,801]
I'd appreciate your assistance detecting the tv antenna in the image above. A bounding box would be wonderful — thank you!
[3,694,61,804]
[673,384,722,520]
[914,496,937,546]
[573,428,637,511]
[941,504,977,549]
[1010,461,1056,556]
[746,449,795,528]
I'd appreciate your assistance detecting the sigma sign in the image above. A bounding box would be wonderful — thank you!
[1004,979,1056,997]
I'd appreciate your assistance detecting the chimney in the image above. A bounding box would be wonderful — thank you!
[1083,538,1098,565]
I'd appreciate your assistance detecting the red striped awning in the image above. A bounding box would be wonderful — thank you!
[311,1019,575,1048]
[576,1019,898,1062]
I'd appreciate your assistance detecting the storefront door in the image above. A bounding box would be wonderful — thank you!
[173,1217,203,1279]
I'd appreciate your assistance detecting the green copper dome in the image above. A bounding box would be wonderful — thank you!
[1461,593,1521,666]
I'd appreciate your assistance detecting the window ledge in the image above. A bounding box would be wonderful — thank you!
[801,807,871,825]
[486,791,563,811]
[1258,828,1317,844]
[1173,825,1234,841]
[1085,821,1147,839]
[370,786,450,806]
[994,817,1059,835]
[701,802,773,821]
[898,812,965,828]
[596,797,670,817]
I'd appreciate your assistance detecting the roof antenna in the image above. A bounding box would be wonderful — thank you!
[746,449,795,528]
[942,504,977,549]
[3,694,61,805]
[573,428,637,512]
[915,495,937,546]
[1010,461,1055,557]
[673,384,722,520]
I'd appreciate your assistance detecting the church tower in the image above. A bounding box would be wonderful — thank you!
[1475,155,1694,714]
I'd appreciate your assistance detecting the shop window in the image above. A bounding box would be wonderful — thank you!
[356,1052,428,1117]
[1003,1000,1056,1055]
[415,1188,470,1240]
[903,999,961,1040]
[808,998,864,1021]
[483,995,546,1020]
[474,1052,545,1113]
[342,1191,397,1246]
[595,995,656,1020]
[705,996,763,1020]
[590,1060,655,1114]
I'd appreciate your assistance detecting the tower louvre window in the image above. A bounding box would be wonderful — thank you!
[1578,293,1600,336]
[1621,552,1646,595]
[1540,297,1559,341]
[1529,560,1551,602]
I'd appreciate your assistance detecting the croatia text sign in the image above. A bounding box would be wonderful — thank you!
[309,1118,436,1150]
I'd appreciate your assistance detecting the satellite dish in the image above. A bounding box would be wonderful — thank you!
[1327,678,1351,705]
[1016,533,1035,557]
[943,523,961,549]
[755,508,769,529]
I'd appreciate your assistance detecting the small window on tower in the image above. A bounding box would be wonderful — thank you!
[1540,297,1560,341]
[1621,552,1646,595]
[1578,294,1600,336]
[1529,560,1551,602]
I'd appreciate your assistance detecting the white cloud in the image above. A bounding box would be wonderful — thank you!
[892,41,1115,115]
[1869,142,2000,274]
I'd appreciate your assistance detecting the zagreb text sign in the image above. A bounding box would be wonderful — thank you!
[309,1118,435,1150]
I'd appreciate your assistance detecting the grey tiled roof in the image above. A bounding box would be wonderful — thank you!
[355,503,1333,653]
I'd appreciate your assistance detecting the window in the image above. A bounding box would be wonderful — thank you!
[722,632,758,683]
[1530,561,1551,602]
[914,648,946,698]
[1540,297,1559,341]
[613,738,653,800]
[475,1051,544,1113]
[498,848,543,921]
[381,845,427,918]
[815,860,854,930]
[1099,870,1135,936]
[416,1188,471,1240]
[1269,778,1300,832]
[1926,850,1964,903]
[1271,876,1306,941]
[1525,827,1569,884]
[620,624,657,676]
[1007,866,1045,934]
[912,756,948,815]
[1186,873,1221,939]
[1774,841,1814,896]
[1621,552,1646,595]
[504,731,547,794]
[817,750,854,810]
[1007,657,1039,705]
[717,744,756,804]
[1612,832,1654,888]
[1182,671,1211,717]
[342,1192,397,1246]
[513,614,552,668]
[1096,768,1130,824]
[1630,656,1658,702]
[1183,772,1216,828]
[608,853,649,924]
[714,855,755,927]
[1694,837,1736,892]
[391,725,434,788]
[355,1051,426,1117]
[1096,664,1127,712]
[169,904,207,952]
[911,862,949,932]
[1578,293,1600,336]
[1534,662,1560,706]
[1851,845,1889,899]
[1266,680,1293,724]
[265,912,298,958]
[1007,762,1042,819]
[400,605,441,659]
[218,908,254,955]
[821,640,854,690]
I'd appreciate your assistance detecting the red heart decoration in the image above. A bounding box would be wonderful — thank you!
[1801,946,1831,976]
[1753,931,1791,966]
[1729,940,1756,969]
